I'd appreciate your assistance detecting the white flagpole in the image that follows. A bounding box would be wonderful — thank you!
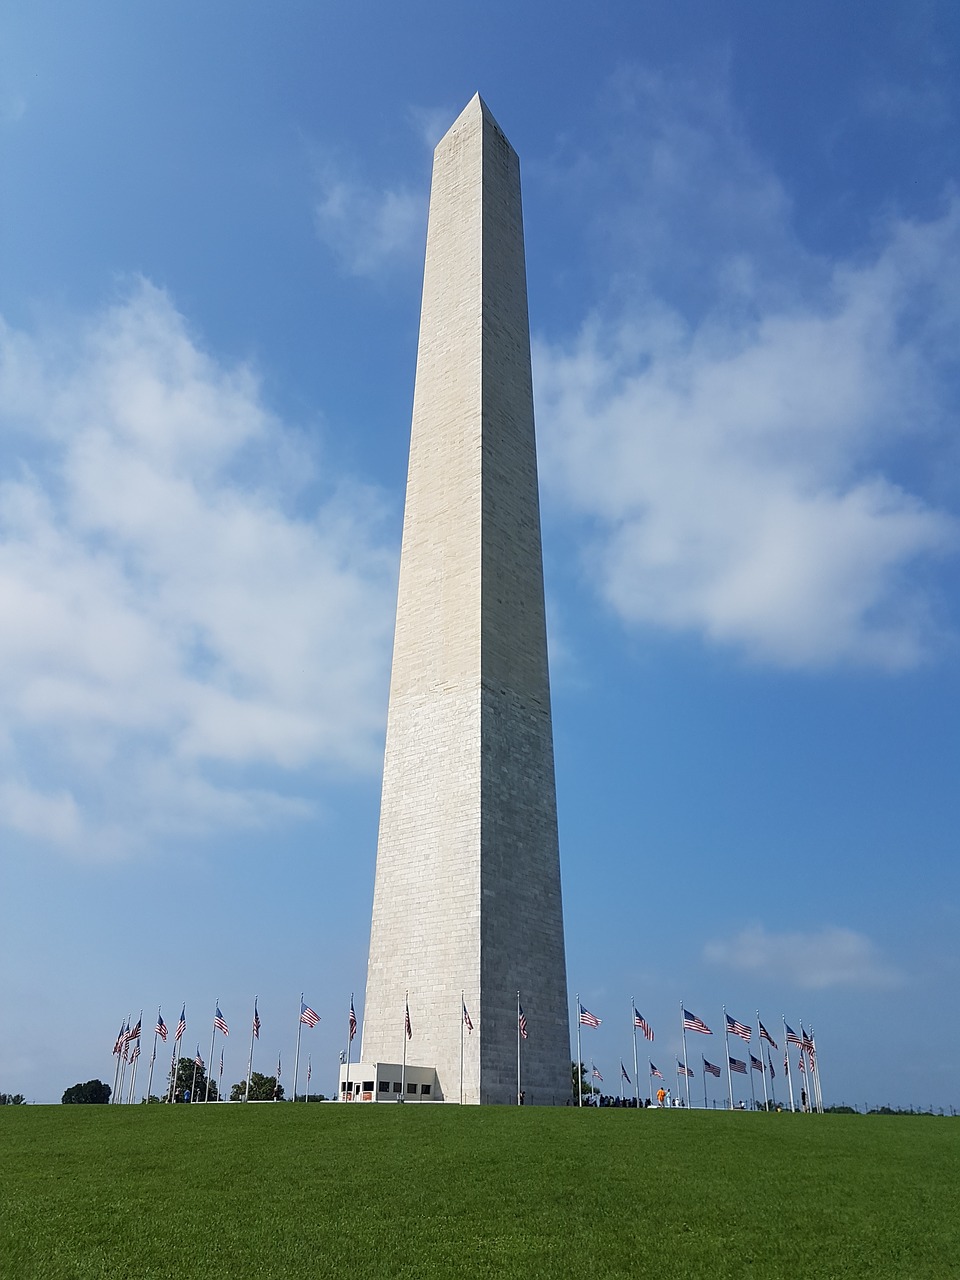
[190,1052,200,1104]
[146,1011,160,1102]
[810,1027,824,1112]
[218,1050,224,1101]
[244,998,258,1103]
[679,1003,691,1108]
[117,1016,131,1104]
[127,1049,139,1104]
[767,1046,778,1107]
[702,1058,707,1110]
[723,1006,734,1111]
[168,1007,184,1103]
[401,991,408,1100]
[631,1001,640,1107]
[111,1019,124,1103]
[460,990,465,1106]
[576,994,583,1107]
[306,1054,312,1101]
[516,990,522,1106]
[748,1053,757,1110]
[344,994,354,1103]
[782,1015,796,1112]
[293,993,304,1103]
[756,1012,769,1111]
[204,1004,218,1103]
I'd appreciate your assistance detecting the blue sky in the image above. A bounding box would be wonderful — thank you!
[2,2,958,1108]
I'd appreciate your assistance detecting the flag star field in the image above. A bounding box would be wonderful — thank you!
[1,2,958,1109]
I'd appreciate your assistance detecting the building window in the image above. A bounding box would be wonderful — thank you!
[407,1083,418,1095]
[420,1084,431,1096]
[378,1081,390,1092]
[362,1081,374,1092]
[392,1082,401,1093]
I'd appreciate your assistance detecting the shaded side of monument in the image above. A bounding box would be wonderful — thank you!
[349,95,570,1106]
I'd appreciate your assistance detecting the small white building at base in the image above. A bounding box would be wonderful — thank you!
[339,1062,441,1103]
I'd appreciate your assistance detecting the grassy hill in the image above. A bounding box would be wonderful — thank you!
[3,1104,956,1278]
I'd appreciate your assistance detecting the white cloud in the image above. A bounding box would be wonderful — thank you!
[704,924,904,990]
[0,281,396,861]
[535,70,960,670]
[312,155,426,277]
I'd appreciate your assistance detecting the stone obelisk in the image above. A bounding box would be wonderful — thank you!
[360,95,569,1105]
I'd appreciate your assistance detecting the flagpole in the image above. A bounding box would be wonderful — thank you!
[245,998,258,1103]
[306,1054,312,1101]
[756,1012,769,1111]
[169,1006,184,1103]
[576,994,583,1108]
[618,1064,624,1103]
[146,1010,161,1102]
[767,1047,777,1107]
[111,1018,124,1104]
[190,1051,200,1104]
[117,1016,130,1104]
[782,1015,796,1112]
[516,990,522,1106]
[460,990,465,1106]
[205,1004,218,1103]
[293,993,304,1103]
[679,1003,691,1108]
[401,991,408,1100]
[348,998,358,1100]
[810,1027,824,1113]
[723,1006,734,1111]
[127,1048,138,1103]
[631,1001,640,1107]
[702,1058,707,1110]
[748,1053,757,1110]
[218,1049,224,1102]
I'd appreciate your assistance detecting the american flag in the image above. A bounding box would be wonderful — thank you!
[677,1060,694,1078]
[729,1057,747,1075]
[579,1004,601,1028]
[130,1043,140,1063]
[128,1018,142,1042]
[122,1022,131,1061]
[785,1024,803,1048]
[176,1006,186,1042]
[518,1003,528,1040]
[759,1019,777,1049]
[253,1001,261,1040]
[405,1001,412,1040]
[726,1014,751,1042]
[307,1057,312,1084]
[649,1062,664,1079]
[802,1026,814,1054]
[219,1050,224,1077]
[621,1062,631,1083]
[349,998,357,1043]
[767,1050,776,1079]
[798,1054,806,1074]
[300,1001,320,1028]
[683,1009,712,1035]
[750,1054,764,1072]
[112,1022,126,1056]
[195,1047,204,1069]
[276,1053,282,1079]
[591,1064,603,1082]
[703,1059,721,1078]
[156,1012,167,1042]
[463,1001,473,1033]
[214,1006,229,1036]
[634,1009,654,1042]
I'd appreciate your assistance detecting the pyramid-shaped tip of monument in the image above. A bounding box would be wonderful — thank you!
[443,93,512,147]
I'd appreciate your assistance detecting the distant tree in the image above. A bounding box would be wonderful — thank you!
[572,1061,596,1101]
[62,1080,111,1104]
[169,1056,218,1103]
[0,1092,26,1105]
[229,1072,283,1102]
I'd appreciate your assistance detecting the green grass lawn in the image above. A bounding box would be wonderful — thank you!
[2,1105,957,1279]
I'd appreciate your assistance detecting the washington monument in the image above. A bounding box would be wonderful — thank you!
[359,95,570,1105]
